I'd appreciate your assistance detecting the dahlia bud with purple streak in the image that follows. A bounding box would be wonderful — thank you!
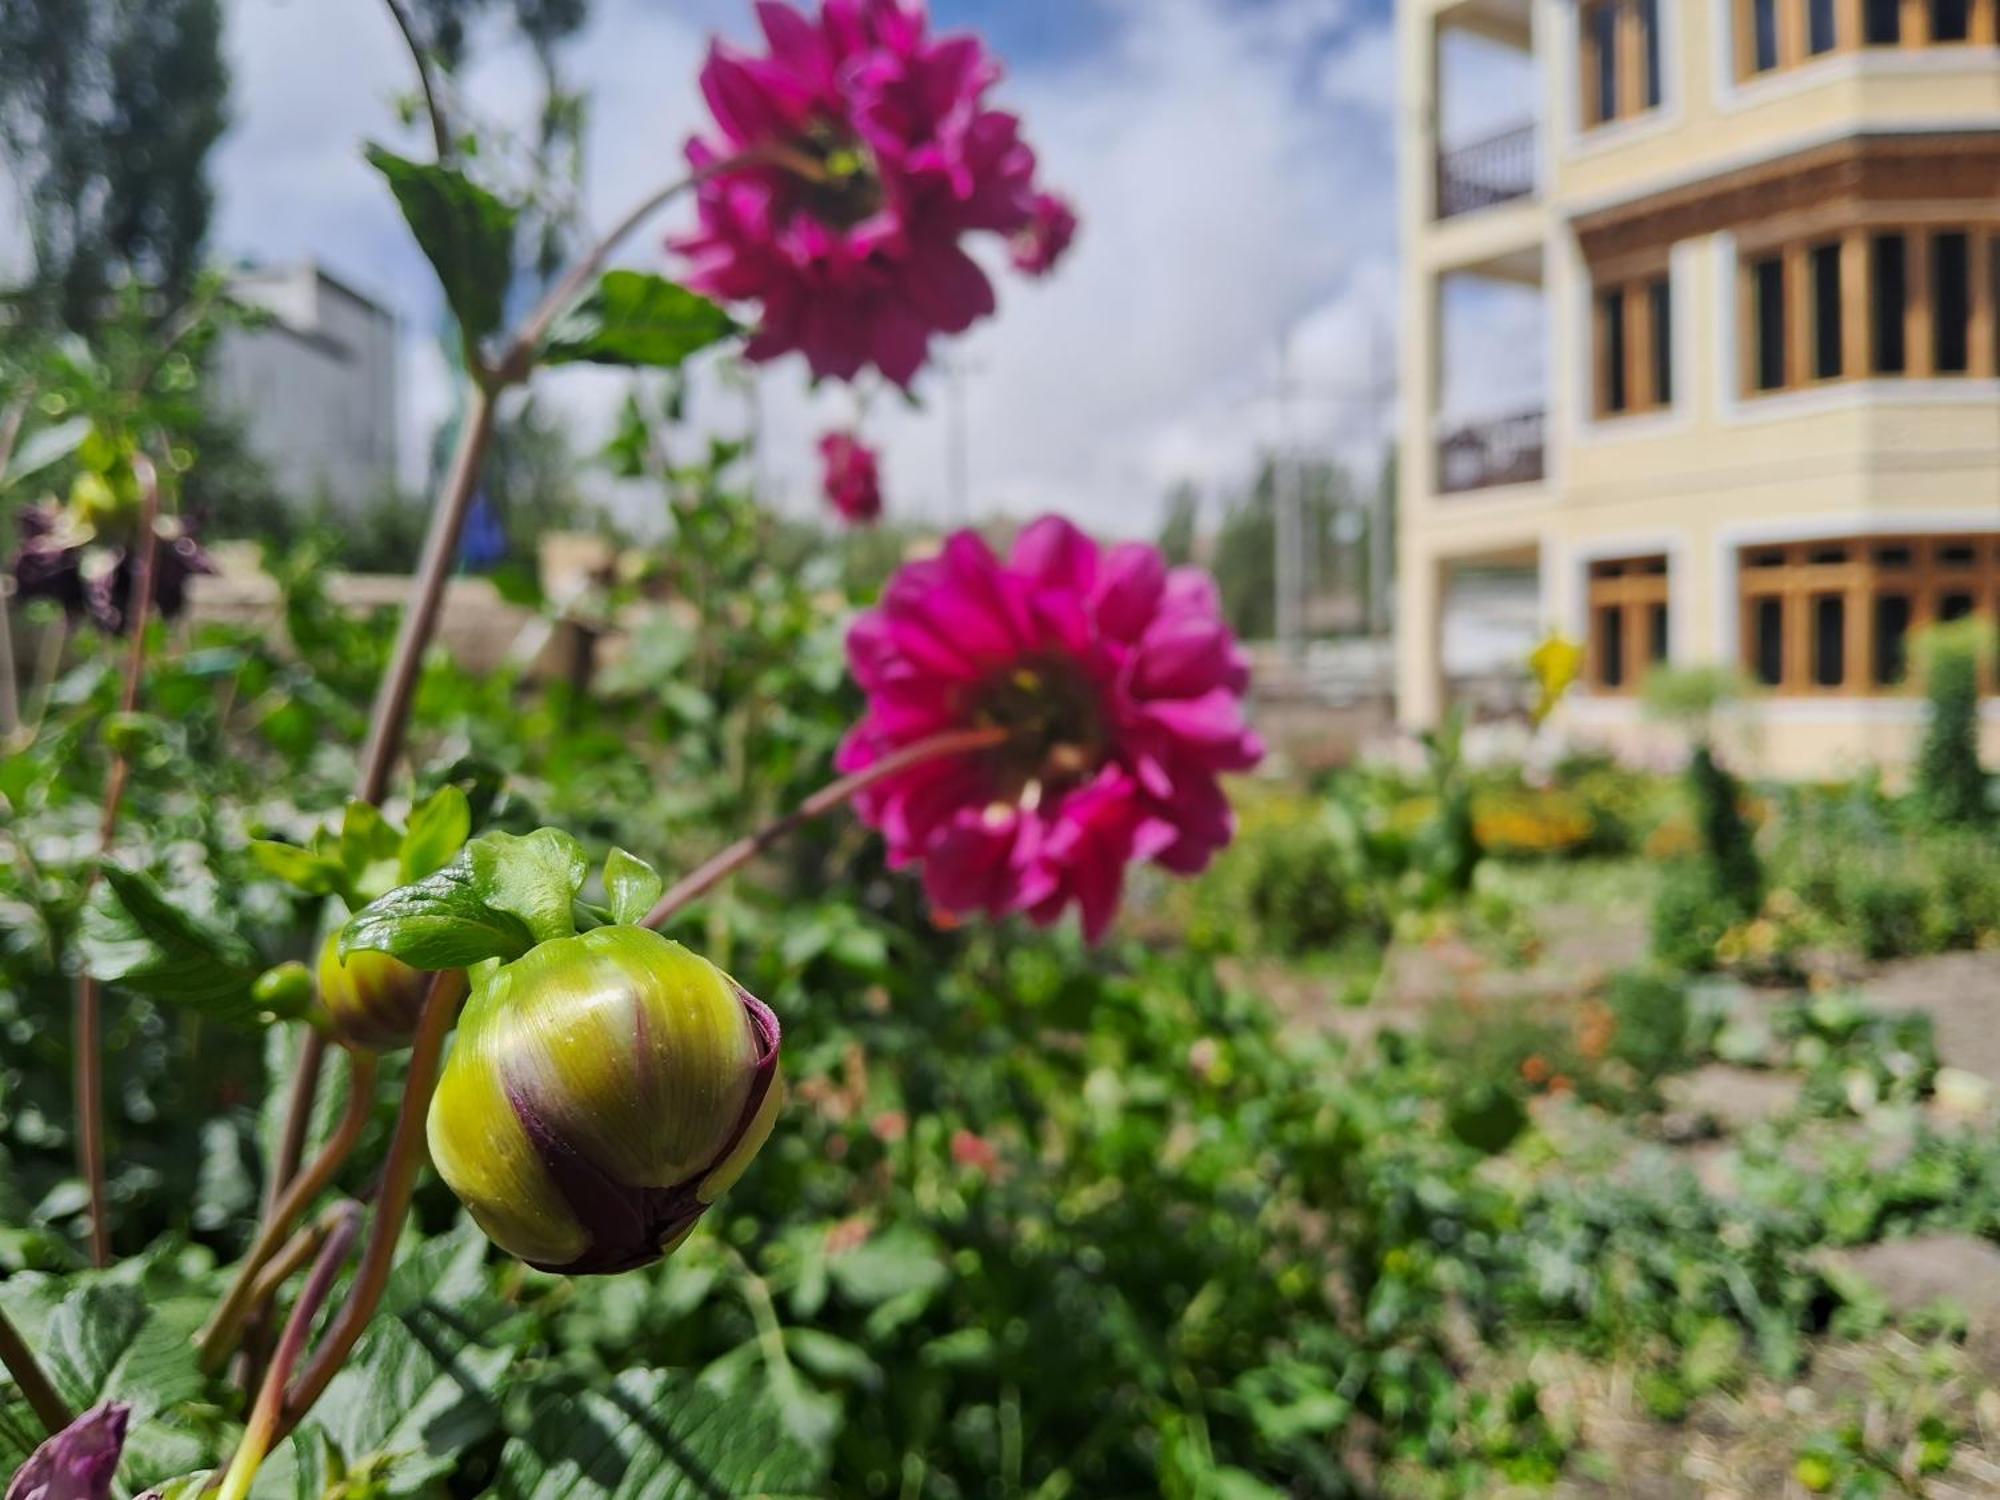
[426,926,782,1275]
[316,933,433,1053]
[4,1404,128,1500]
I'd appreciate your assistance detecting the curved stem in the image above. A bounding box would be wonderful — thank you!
[215,1202,362,1500]
[0,1305,69,1435]
[642,725,1010,930]
[275,968,468,1443]
[71,454,165,1268]
[265,1029,328,1220]
[198,1049,379,1374]
[382,0,453,163]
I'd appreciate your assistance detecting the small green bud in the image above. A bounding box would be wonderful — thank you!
[317,932,432,1052]
[252,961,315,1018]
[426,926,782,1275]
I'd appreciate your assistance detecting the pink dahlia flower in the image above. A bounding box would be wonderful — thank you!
[818,430,884,524]
[674,0,1051,386]
[838,516,1264,941]
[1009,191,1078,277]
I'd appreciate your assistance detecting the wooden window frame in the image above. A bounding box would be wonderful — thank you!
[1593,267,1674,417]
[1588,555,1673,695]
[1736,534,2000,696]
[1735,0,1997,75]
[1740,221,1999,397]
[1581,0,1664,129]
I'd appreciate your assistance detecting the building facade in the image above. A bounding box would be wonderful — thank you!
[212,263,399,512]
[1397,0,2000,777]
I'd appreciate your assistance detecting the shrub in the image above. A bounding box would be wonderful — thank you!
[1604,968,1693,1083]
[1688,744,1763,918]
[1652,860,1743,973]
[1915,618,1992,828]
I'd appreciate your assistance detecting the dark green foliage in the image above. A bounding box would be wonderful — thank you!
[1604,969,1692,1084]
[1915,619,1991,828]
[540,270,736,368]
[365,146,520,344]
[1688,744,1762,917]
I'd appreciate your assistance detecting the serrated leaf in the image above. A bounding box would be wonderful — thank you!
[540,271,736,369]
[401,785,472,884]
[603,848,664,926]
[79,865,265,1023]
[495,1367,824,1500]
[340,857,534,970]
[467,830,588,946]
[249,840,348,898]
[366,146,518,342]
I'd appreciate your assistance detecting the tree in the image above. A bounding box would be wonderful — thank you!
[1915,618,1992,827]
[1158,483,1198,566]
[0,0,229,330]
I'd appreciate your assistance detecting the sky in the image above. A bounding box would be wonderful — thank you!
[191,0,1532,537]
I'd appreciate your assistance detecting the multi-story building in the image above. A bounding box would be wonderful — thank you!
[212,262,399,512]
[1396,0,1999,776]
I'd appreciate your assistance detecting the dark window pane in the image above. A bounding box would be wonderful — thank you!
[1874,544,1914,568]
[1865,0,1901,42]
[1808,0,1838,52]
[1598,606,1626,688]
[1810,546,1851,564]
[1750,550,1787,569]
[1941,593,1976,622]
[1812,243,1843,379]
[1642,0,1662,104]
[1813,595,1846,687]
[1753,256,1787,390]
[1591,4,1620,120]
[1754,597,1786,686]
[1932,0,1972,41]
[1935,232,1971,374]
[1649,603,1671,663]
[1649,277,1673,404]
[1872,234,1907,374]
[1875,595,1912,686]
[1603,289,1628,411]
[1641,557,1669,575]
[1941,543,1978,568]
[1753,0,1779,70]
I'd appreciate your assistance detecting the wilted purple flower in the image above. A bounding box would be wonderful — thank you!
[818,430,883,525]
[5,1404,129,1500]
[7,501,212,635]
[1009,191,1078,277]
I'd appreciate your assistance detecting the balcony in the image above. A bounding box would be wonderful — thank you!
[1438,410,1545,494]
[1436,122,1537,219]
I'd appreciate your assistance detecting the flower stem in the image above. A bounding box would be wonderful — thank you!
[72,452,165,1268]
[0,1305,69,1435]
[214,1201,362,1500]
[197,1048,378,1374]
[274,969,467,1444]
[0,389,34,738]
[642,725,1010,930]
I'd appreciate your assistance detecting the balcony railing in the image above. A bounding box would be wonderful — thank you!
[1435,122,1537,219]
[1437,410,1545,494]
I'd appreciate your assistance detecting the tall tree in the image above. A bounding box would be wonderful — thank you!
[0,0,229,330]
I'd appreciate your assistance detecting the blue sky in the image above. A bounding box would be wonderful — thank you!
[190,0,1531,535]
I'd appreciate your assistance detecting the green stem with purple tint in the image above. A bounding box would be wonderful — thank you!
[0,1304,69,1435]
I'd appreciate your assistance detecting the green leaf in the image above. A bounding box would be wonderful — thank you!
[401,784,472,883]
[495,1368,823,1500]
[341,800,404,899]
[79,865,265,1023]
[340,857,535,970]
[249,840,348,898]
[540,271,736,369]
[468,830,588,946]
[603,848,664,926]
[365,145,518,342]
[0,416,90,493]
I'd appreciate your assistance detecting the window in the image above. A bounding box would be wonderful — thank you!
[1872,233,1907,373]
[1588,555,1672,693]
[1748,0,2000,65]
[1738,535,1999,695]
[1933,0,1973,41]
[1594,272,1673,417]
[1865,0,1902,43]
[1934,231,1971,374]
[1752,0,1780,71]
[1808,0,1838,51]
[1751,255,1787,391]
[1811,241,1843,379]
[1581,1,1663,128]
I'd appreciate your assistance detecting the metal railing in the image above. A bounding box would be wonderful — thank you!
[1437,410,1545,494]
[1435,122,1538,219]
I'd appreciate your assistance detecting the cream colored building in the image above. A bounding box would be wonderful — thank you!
[1396,0,2000,777]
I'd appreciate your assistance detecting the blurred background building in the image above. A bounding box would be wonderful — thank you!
[1397,0,1999,776]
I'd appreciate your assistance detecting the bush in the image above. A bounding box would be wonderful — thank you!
[1652,860,1743,973]
[1915,618,1992,828]
[1688,744,1763,917]
[1604,969,1694,1083]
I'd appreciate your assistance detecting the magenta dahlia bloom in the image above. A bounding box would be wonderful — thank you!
[819,431,884,524]
[1010,191,1078,277]
[674,0,1052,386]
[838,516,1264,940]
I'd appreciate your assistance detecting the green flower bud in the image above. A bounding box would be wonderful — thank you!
[252,960,315,1018]
[426,926,783,1276]
[317,932,432,1052]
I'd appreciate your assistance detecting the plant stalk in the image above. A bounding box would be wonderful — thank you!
[642,725,1010,929]
[72,453,165,1268]
[275,968,467,1442]
[215,1202,362,1500]
[0,1304,69,1435]
[0,390,33,738]
[198,1048,379,1374]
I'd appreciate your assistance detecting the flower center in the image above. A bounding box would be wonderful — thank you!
[972,656,1108,805]
[778,119,885,230]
